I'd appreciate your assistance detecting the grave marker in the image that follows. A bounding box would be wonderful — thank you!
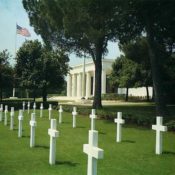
[27,101,30,114]
[22,101,25,112]
[10,107,14,130]
[18,110,23,138]
[152,116,167,155]
[72,106,77,128]
[59,105,63,124]
[48,104,52,120]
[30,113,37,147]
[33,102,36,113]
[4,105,8,126]
[83,109,104,175]
[0,104,3,122]
[48,119,59,165]
[114,112,125,142]
[40,103,43,118]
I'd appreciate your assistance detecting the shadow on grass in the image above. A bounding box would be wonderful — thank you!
[77,126,86,129]
[22,135,30,138]
[99,131,106,135]
[35,145,49,149]
[13,128,18,131]
[55,160,79,167]
[163,151,175,155]
[61,122,71,124]
[122,140,136,143]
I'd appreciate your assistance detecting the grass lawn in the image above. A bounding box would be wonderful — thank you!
[0,109,175,175]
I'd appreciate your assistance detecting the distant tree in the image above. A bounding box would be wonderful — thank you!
[120,37,153,101]
[110,55,140,101]
[0,50,14,101]
[15,40,69,102]
[118,0,175,116]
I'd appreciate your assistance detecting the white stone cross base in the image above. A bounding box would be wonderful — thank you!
[152,116,167,155]
[72,107,77,128]
[48,119,59,165]
[30,113,37,147]
[18,110,23,138]
[10,107,14,130]
[83,130,104,175]
[90,109,97,131]
[59,106,63,124]
[114,112,125,142]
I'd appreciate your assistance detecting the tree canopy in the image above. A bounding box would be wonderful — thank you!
[15,40,69,102]
[22,0,129,108]
[0,50,14,100]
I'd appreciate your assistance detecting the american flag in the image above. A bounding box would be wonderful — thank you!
[16,24,31,37]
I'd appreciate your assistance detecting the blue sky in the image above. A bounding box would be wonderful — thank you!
[0,0,121,66]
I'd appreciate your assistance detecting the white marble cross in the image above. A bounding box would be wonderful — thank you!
[33,102,36,113]
[18,110,24,138]
[58,105,63,124]
[27,101,30,114]
[22,101,25,112]
[30,113,37,147]
[10,107,15,130]
[152,116,167,155]
[4,105,8,126]
[40,103,43,118]
[48,104,52,120]
[114,112,125,142]
[90,109,97,130]
[48,119,59,165]
[0,104,3,122]
[83,109,104,175]
[72,106,77,128]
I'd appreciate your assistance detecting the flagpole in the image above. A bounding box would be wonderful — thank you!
[13,23,17,98]
[15,23,17,58]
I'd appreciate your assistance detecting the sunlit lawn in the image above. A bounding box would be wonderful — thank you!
[0,109,175,175]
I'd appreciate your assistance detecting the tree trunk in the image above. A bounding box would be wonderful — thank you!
[33,89,36,102]
[125,87,129,101]
[146,86,150,102]
[146,22,168,116]
[42,86,47,102]
[92,41,103,109]
[93,58,102,109]
[0,74,2,101]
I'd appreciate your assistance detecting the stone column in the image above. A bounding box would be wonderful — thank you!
[93,71,95,96]
[101,70,106,94]
[67,74,72,97]
[72,74,77,97]
[86,72,91,98]
[77,73,82,97]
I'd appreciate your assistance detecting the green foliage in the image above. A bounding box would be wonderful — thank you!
[110,56,140,89]
[15,40,69,102]
[0,50,14,100]
[120,37,152,88]
[62,104,175,129]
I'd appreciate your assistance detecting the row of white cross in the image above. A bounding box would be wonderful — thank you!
[0,103,169,175]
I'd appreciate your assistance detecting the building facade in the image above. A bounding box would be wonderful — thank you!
[67,59,114,99]
[67,59,153,99]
